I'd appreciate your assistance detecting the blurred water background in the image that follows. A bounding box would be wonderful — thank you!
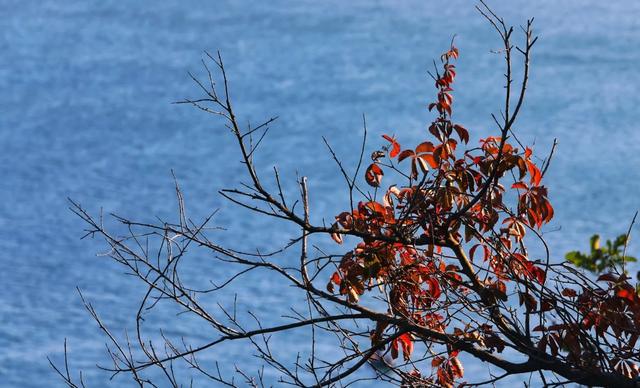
[2,0,640,386]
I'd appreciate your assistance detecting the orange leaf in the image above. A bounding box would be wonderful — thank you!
[420,154,438,169]
[524,147,533,158]
[416,141,435,154]
[382,134,401,158]
[527,161,542,186]
[398,333,414,361]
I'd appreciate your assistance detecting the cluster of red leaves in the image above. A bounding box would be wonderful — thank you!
[538,273,640,379]
[325,43,640,385]
[431,351,464,388]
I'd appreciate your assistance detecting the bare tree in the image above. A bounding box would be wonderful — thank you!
[53,3,640,387]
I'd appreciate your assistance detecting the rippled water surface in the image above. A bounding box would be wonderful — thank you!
[2,1,640,386]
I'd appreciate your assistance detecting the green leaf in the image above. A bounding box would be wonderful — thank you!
[565,251,584,265]
[590,234,600,252]
[567,234,635,275]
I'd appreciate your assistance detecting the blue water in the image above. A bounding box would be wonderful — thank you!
[2,0,640,386]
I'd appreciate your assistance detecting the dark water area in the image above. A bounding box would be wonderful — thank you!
[2,0,640,386]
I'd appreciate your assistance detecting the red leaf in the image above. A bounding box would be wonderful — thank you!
[431,356,445,368]
[398,150,415,162]
[382,134,401,158]
[540,298,555,312]
[330,223,343,244]
[420,154,438,169]
[548,333,559,356]
[511,182,528,190]
[548,324,568,332]
[538,335,547,352]
[426,277,441,299]
[327,272,341,293]
[453,124,469,144]
[544,200,554,223]
[616,286,637,303]
[326,281,334,293]
[450,46,459,59]
[597,273,619,283]
[527,208,540,229]
[331,272,341,285]
[365,163,383,187]
[527,161,542,186]
[518,292,537,312]
[363,201,386,214]
[398,333,414,361]
[416,142,435,154]
[524,147,533,158]
[416,156,430,173]
[469,244,479,261]
[390,339,399,359]
[529,265,546,284]
[450,356,464,379]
